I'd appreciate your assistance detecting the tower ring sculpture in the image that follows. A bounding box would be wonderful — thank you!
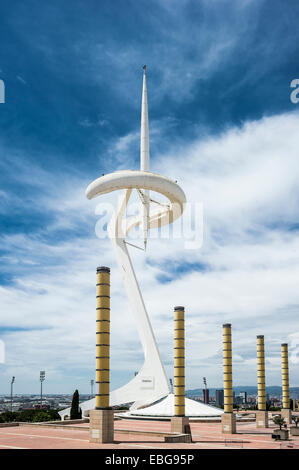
[86,169,186,231]
[73,66,187,417]
[58,67,187,419]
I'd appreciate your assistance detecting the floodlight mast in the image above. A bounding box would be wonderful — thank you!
[40,371,45,408]
[10,376,15,412]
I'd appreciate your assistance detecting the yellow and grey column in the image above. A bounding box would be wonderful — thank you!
[170,306,190,438]
[281,343,292,424]
[221,323,236,433]
[89,266,114,443]
[95,266,110,410]
[256,335,268,427]
[174,306,185,417]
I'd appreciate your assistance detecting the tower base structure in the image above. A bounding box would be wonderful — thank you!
[256,410,268,428]
[89,409,114,444]
[281,408,292,425]
[221,412,236,434]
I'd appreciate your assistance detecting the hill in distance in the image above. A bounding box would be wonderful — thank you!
[186,386,299,397]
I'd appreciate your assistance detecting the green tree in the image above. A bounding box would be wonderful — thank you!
[48,409,60,420]
[0,409,61,423]
[273,415,285,430]
[17,410,36,422]
[32,411,52,422]
[292,416,299,428]
[70,389,82,420]
[0,411,16,423]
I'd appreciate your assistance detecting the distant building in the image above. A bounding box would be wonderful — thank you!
[192,395,202,402]
[247,396,256,404]
[215,389,224,407]
[239,391,247,404]
[235,395,243,405]
[203,389,209,404]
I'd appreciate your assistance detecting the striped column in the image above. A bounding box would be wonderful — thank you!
[257,335,266,410]
[95,266,110,409]
[281,343,290,410]
[174,306,185,417]
[223,323,233,413]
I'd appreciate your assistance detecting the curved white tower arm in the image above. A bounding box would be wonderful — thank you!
[86,170,186,227]
[108,189,169,408]
[85,170,186,409]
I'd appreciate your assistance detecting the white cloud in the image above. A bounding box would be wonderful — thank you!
[83,1,266,108]
[1,110,299,394]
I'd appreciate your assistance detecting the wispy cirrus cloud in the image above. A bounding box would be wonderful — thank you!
[1,110,299,393]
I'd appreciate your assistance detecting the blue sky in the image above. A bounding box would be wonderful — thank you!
[1,0,299,395]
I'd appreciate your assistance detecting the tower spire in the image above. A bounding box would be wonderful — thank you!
[140,65,150,171]
[140,65,150,250]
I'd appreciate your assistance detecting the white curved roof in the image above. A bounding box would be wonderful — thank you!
[124,394,223,418]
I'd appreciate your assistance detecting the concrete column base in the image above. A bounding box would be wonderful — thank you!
[293,400,297,411]
[170,416,190,435]
[165,433,192,443]
[256,410,269,428]
[281,408,292,425]
[89,409,114,443]
[221,412,236,434]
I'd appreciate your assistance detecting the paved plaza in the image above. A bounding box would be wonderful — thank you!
[0,416,298,449]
